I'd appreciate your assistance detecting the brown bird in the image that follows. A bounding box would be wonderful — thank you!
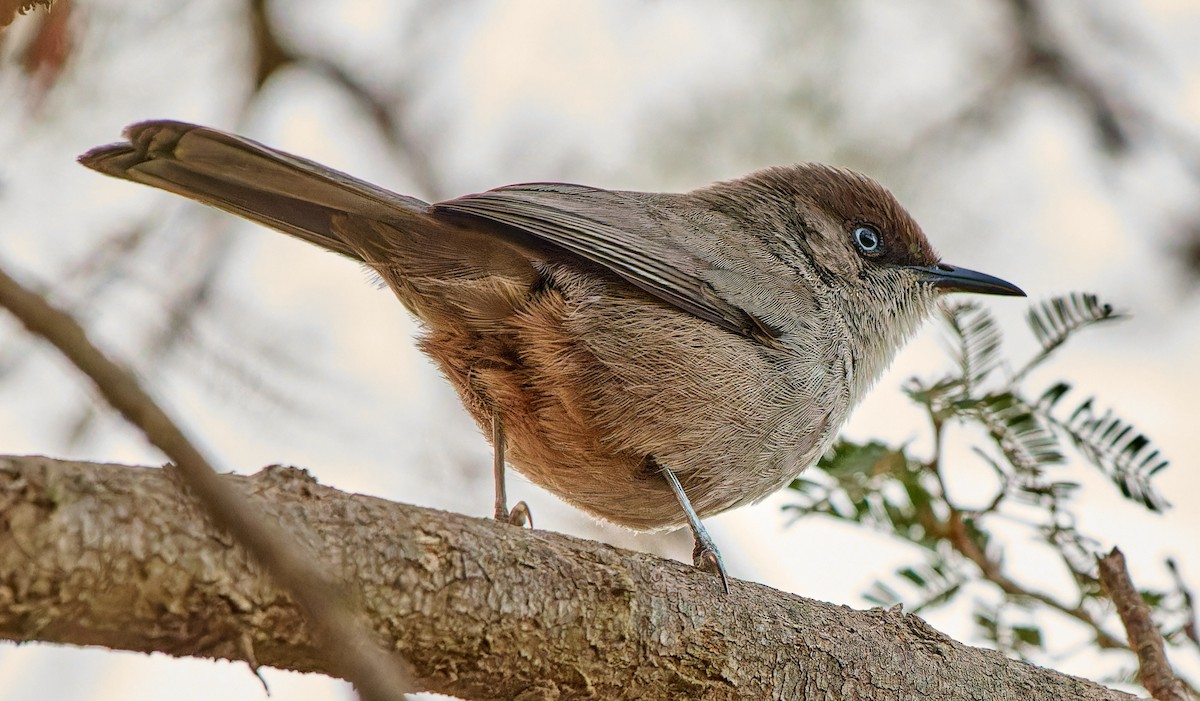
[80,121,1024,591]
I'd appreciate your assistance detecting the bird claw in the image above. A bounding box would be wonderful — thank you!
[692,532,730,594]
[496,500,533,528]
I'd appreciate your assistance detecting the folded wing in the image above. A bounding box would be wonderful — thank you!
[436,184,779,343]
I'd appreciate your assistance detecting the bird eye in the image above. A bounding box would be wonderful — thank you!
[853,225,882,255]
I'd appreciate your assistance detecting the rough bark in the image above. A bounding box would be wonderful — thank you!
[0,454,1138,701]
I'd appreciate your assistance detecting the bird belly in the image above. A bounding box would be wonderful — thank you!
[417,265,846,530]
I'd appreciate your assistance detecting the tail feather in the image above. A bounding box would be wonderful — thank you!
[79,121,431,261]
[80,121,543,327]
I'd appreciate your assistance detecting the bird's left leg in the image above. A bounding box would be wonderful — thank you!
[492,413,532,527]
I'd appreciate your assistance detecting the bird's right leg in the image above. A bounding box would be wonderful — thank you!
[492,413,532,527]
[661,463,730,594]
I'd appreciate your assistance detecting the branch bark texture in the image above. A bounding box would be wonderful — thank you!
[0,262,411,699]
[0,454,1137,701]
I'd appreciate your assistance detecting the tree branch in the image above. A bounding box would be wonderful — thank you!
[0,454,1140,701]
[1099,548,1188,701]
[0,263,414,700]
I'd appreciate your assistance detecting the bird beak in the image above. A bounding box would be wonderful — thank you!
[912,263,1026,297]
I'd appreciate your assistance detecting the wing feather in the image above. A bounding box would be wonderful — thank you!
[435,184,777,342]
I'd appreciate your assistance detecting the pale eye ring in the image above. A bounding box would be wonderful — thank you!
[853,225,882,255]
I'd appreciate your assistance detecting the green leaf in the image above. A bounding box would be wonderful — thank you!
[1037,385,1170,511]
[898,566,927,587]
[864,581,902,608]
[1011,624,1044,649]
[1141,590,1167,608]
[973,606,1000,645]
[939,301,1003,393]
[815,440,906,478]
[1013,479,1080,508]
[789,440,943,545]
[974,392,1064,474]
[864,557,966,613]
[973,602,1044,657]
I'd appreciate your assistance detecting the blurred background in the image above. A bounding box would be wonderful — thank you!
[1,1,1199,699]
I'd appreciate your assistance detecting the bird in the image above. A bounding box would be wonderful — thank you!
[80,121,1025,592]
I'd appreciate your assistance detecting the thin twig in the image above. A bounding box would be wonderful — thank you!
[1098,548,1189,701]
[918,403,1124,648]
[0,262,413,701]
[945,510,1125,650]
[248,0,448,201]
[1166,558,1200,650]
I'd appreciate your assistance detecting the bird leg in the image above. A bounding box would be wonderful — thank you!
[492,413,532,527]
[661,464,730,593]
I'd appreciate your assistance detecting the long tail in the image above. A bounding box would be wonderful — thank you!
[79,121,432,261]
[80,121,541,328]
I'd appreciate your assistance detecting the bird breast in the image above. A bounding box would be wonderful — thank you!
[418,261,854,530]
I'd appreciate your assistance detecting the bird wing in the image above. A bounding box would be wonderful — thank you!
[433,183,780,343]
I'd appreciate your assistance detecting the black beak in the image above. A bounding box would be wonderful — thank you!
[913,263,1026,297]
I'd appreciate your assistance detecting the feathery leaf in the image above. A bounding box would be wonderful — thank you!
[940,301,1004,394]
[1035,383,1169,511]
[975,392,1064,474]
[1015,293,1124,382]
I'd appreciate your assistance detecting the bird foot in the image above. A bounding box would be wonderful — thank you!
[692,534,730,594]
[495,500,533,528]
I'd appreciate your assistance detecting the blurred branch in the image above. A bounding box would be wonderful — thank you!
[7,0,452,454]
[1006,0,1200,281]
[1098,548,1189,701]
[913,0,1148,157]
[0,454,1142,701]
[2,0,71,103]
[0,0,55,29]
[0,263,414,701]
[908,0,1200,266]
[248,0,447,200]
[63,218,238,448]
[0,218,151,381]
[1167,559,1200,651]
[1004,0,1133,154]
